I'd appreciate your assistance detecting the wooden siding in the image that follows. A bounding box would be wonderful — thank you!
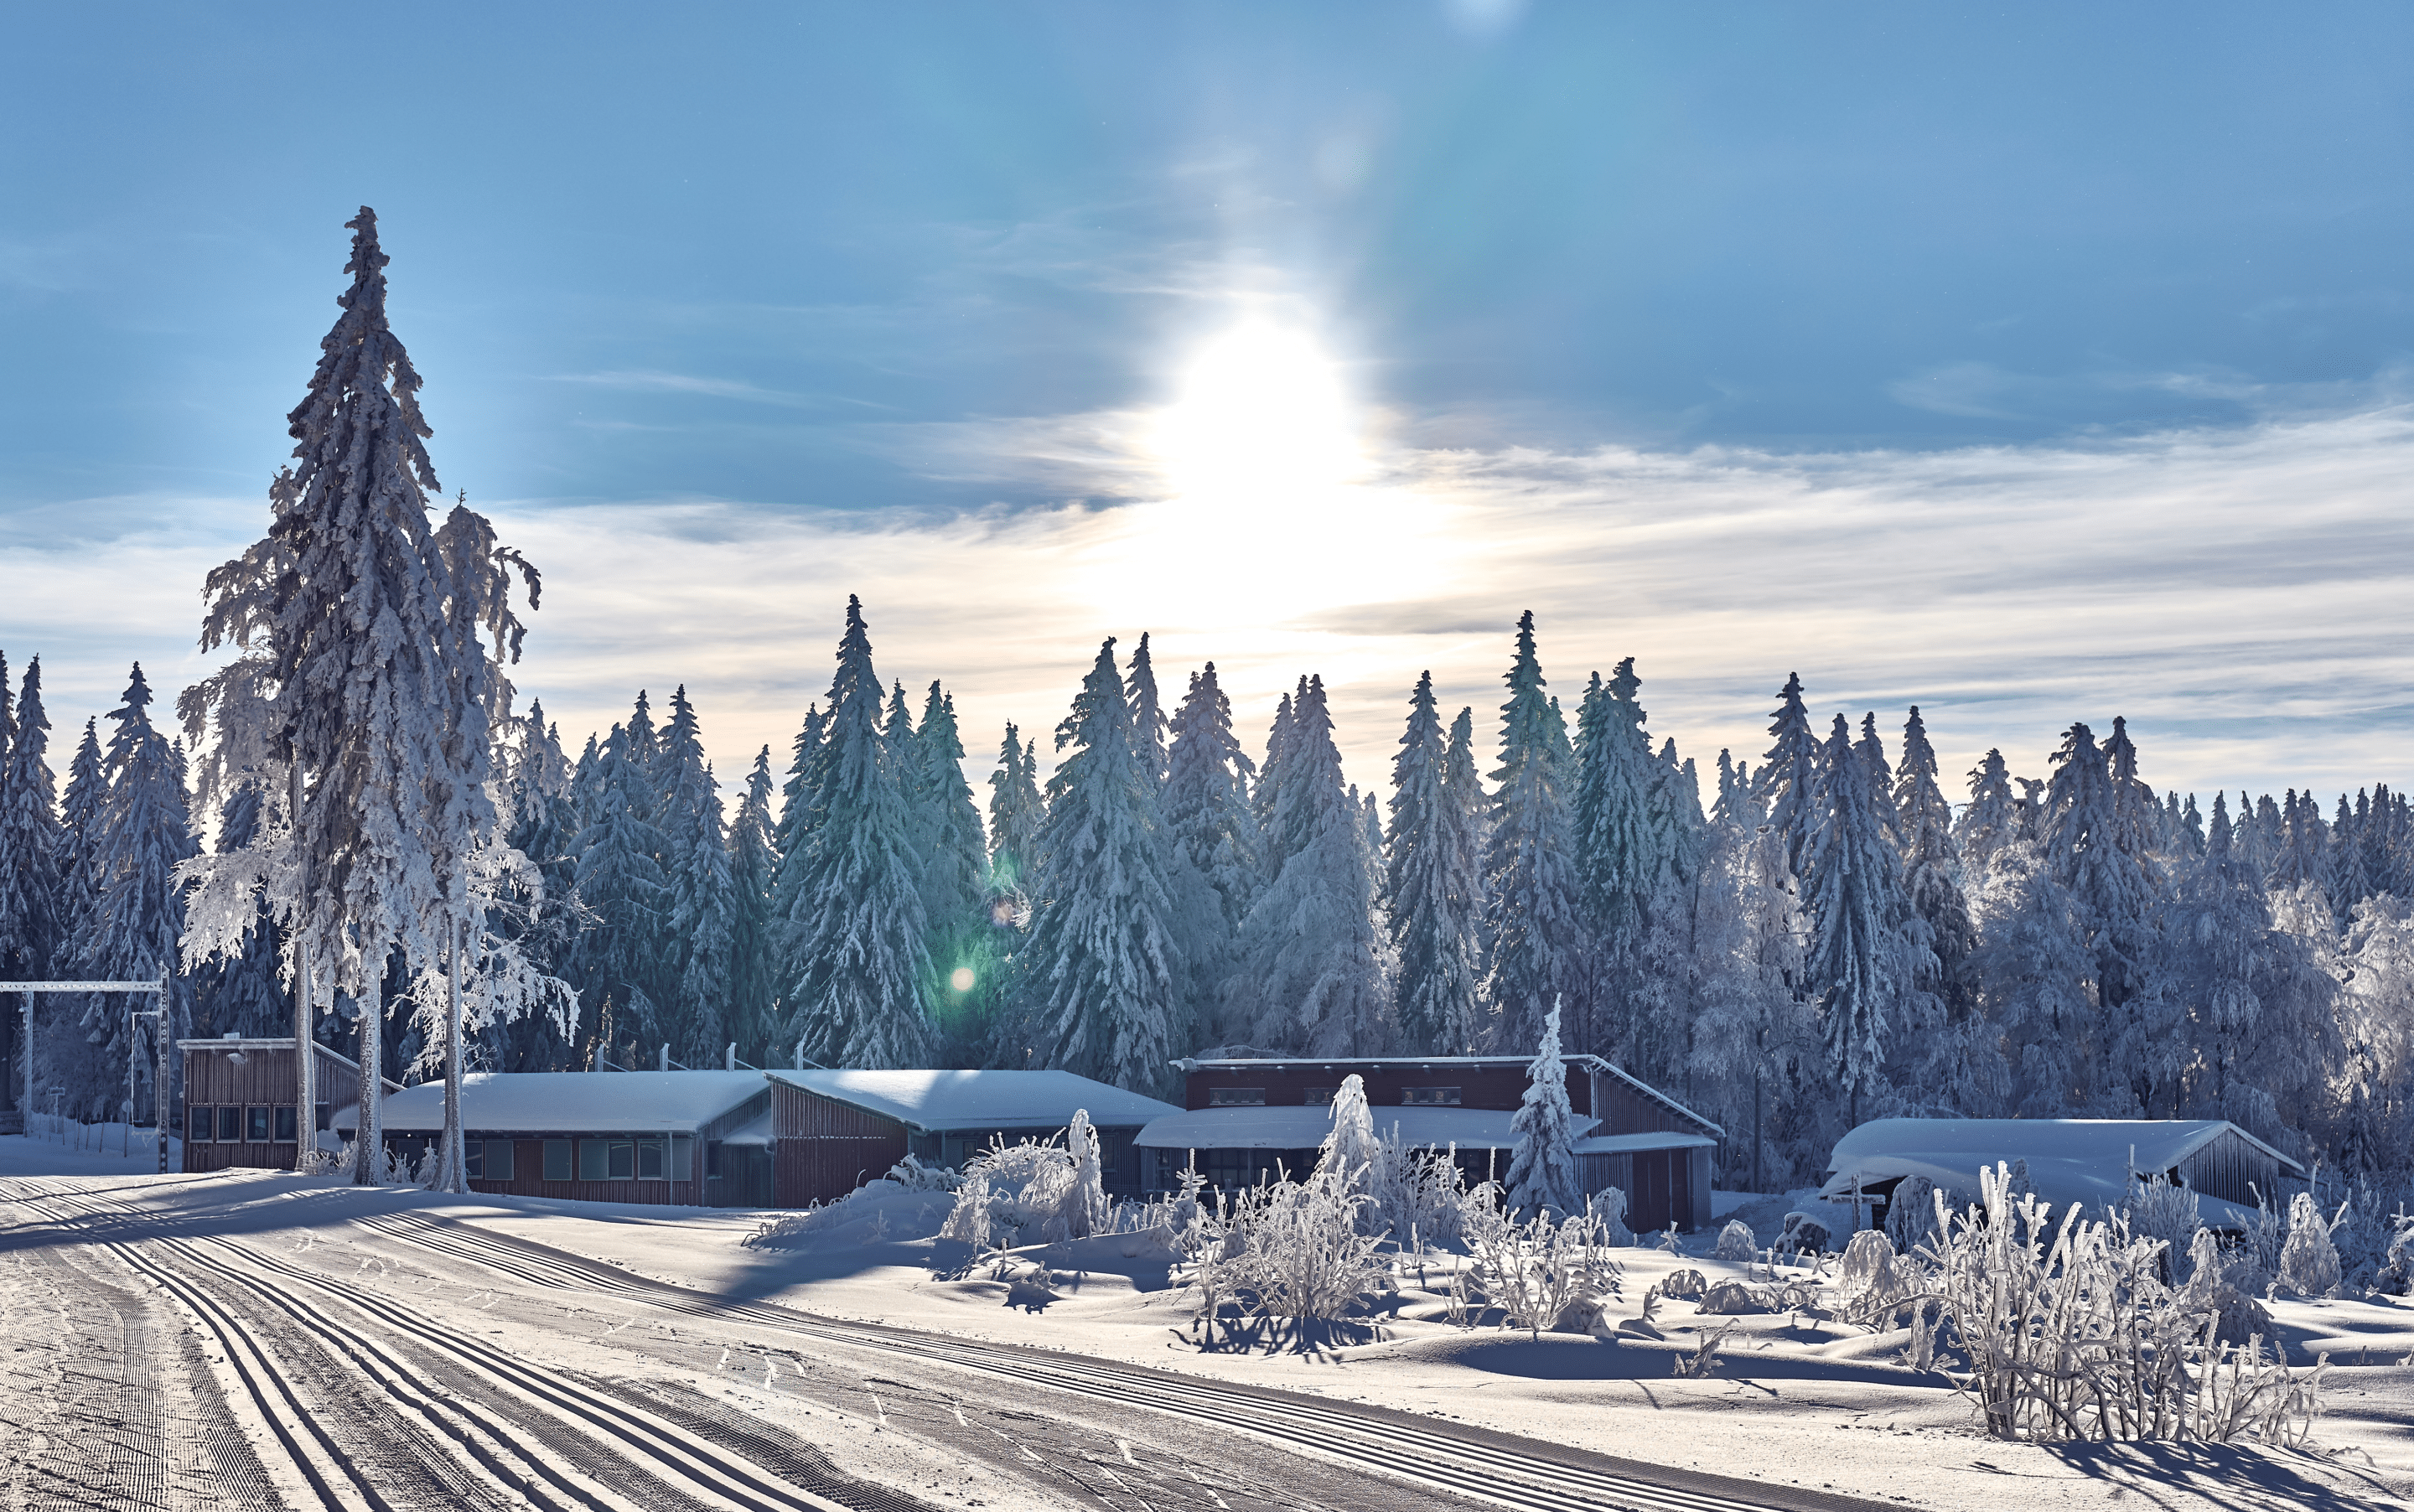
[442,1137,705,1206]
[180,1042,383,1173]
[1184,1060,1592,1117]
[1572,1146,1712,1233]
[2175,1130,2288,1209]
[1586,1073,1718,1139]
[773,1081,910,1206]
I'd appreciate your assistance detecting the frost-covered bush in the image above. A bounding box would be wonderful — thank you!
[2121,1173,2203,1282]
[1713,1219,1757,1262]
[1909,1162,2323,1444]
[936,1116,1111,1249]
[1777,1210,1832,1258]
[2276,1192,2343,1298]
[886,1153,965,1194]
[1660,1267,1707,1300]
[1186,1168,1391,1346]
[1316,1077,1388,1229]
[1885,1175,1940,1254]
[1457,1184,1624,1339]
[2314,1173,2413,1294]
[1833,1230,1916,1320]
[2381,1215,2414,1296]
[1589,1186,1634,1246]
[1373,1134,1469,1248]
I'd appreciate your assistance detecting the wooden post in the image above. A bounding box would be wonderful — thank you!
[154,973,170,1174]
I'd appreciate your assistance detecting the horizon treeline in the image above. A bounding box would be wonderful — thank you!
[3,603,2411,1192]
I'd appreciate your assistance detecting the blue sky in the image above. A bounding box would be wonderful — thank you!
[6,3,2414,800]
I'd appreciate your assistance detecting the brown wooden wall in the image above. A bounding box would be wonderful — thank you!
[1572,1146,1713,1233]
[773,1081,910,1206]
[1183,1061,1591,1117]
[1588,1075,1712,1138]
[2178,1131,2289,1209]
[187,1140,298,1174]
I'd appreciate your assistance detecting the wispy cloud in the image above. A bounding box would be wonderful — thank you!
[547,369,879,411]
[8,405,2413,810]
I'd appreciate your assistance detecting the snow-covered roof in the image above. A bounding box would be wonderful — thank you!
[1819,1118,2306,1225]
[764,1069,1180,1132]
[332,1071,769,1135]
[1135,1105,1599,1151]
[1570,1131,1718,1155]
[1173,1054,1615,1072]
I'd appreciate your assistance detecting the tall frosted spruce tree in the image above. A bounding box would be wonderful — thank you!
[1481,613,1582,1052]
[1228,675,1391,1055]
[1002,639,1179,1090]
[911,682,994,1054]
[572,716,669,1060]
[0,657,61,981]
[1384,673,1483,1054]
[194,208,534,1183]
[987,723,1045,900]
[1802,713,1917,1125]
[656,687,735,1066]
[1163,662,1260,1048]
[725,746,780,1064]
[783,598,934,1068]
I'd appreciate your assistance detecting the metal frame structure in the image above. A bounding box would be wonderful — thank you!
[13,976,173,1173]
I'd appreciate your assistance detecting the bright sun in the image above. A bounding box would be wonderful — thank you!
[1150,320,1367,503]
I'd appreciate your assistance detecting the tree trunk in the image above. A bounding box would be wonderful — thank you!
[440,917,465,1194]
[354,989,381,1186]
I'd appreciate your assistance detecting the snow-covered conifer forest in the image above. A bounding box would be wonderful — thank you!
[0,211,2407,1209]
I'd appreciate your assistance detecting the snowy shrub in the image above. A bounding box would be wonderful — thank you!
[1660,1267,1707,1300]
[2275,1192,2343,1298]
[1833,1230,1916,1321]
[885,1153,965,1194]
[1059,1110,1108,1240]
[1316,1077,1388,1227]
[1777,1210,1832,1258]
[1713,1219,1757,1262]
[1371,1133,1467,1247]
[2380,1214,2414,1296]
[1590,1186,1634,1246]
[945,1130,1099,1248]
[2315,1173,2412,1294]
[2121,1172,2203,1282]
[1909,1162,2323,1444]
[1456,1184,1624,1339]
[1885,1175,1940,1254]
[1186,1168,1391,1346]
[1697,1280,1769,1315]
[939,1172,992,1245]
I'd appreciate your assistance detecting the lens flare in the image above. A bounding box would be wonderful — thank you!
[950,966,976,993]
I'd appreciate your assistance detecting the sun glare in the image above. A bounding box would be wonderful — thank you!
[1092,313,1444,632]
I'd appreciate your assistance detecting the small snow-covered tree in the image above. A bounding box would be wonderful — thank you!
[1315,1073,1387,1204]
[1756,673,1821,883]
[1503,998,1582,1218]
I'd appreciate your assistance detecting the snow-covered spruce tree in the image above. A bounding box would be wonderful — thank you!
[1252,687,1300,879]
[1315,1073,1389,1228]
[72,665,197,1112]
[655,688,734,1068]
[1503,999,1583,1218]
[769,702,826,925]
[1568,662,1660,1059]
[1385,674,1483,1055]
[1802,713,1918,1126]
[1957,748,2024,876]
[725,746,780,1065]
[1001,638,1179,1090]
[188,782,292,1038]
[1481,614,1582,1054]
[1756,673,1821,883]
[986,722,1046,901]
[1126,631,1170,788]
[571,723,669,1059]
[194,209,531,1185]
[54,719,106,971]
[1228,676,1391,1056]
[2033,720,2165,1111]
[1163,662,1260,1049]
[912,683,994,1055]
[0,657,62,981]
[784,598,935,1068]
[485,704,583,1070]
[1896,707,1972,1017]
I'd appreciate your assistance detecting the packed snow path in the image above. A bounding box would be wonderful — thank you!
[0,1173,1887,1512]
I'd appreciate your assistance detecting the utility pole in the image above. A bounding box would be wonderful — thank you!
[155,971,170,1174]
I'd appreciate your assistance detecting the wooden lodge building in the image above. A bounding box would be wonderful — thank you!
[1137,1053,1725,1231]
[179,1035,398,1173]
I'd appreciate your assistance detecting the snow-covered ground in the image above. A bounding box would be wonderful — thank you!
[4,1140,2408,1511]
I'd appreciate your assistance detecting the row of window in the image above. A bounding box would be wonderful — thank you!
[1205,1085,1463,1107]
[189,1105,302,1143]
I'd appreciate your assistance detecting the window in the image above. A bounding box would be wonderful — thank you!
[609,1140,635,1181]
[669,1134,692,1180]
[578,1139,609,1181]
[216,1106,241,1142]
[544,1139,573,1181]
[637,1138,664,1180]
[1304,1087,1338,1106]
[189,1106,213,1142]
[1207,1087,1266,1107]
[273,1106,298,1143]
[704,1141,723,1179]
[482,1139,514,1181]
[1401,1086,1460,1106]
[246,1106,272,1142]
[313,1101,332,1133]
